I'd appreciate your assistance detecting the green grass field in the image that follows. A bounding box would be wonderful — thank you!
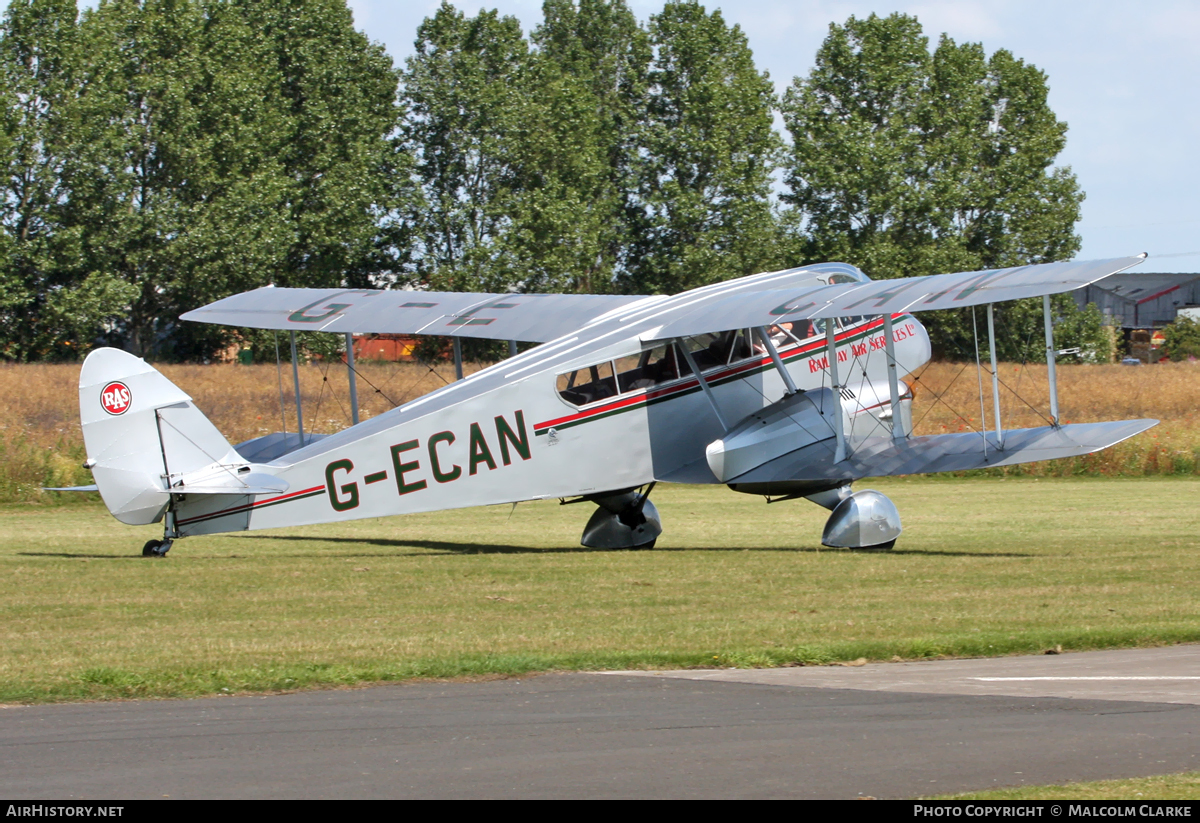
[3,477,1198,706]
[940,771,1200,801]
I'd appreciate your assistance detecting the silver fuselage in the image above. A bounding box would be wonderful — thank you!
[174,310,930,537]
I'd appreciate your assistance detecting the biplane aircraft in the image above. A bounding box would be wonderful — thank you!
[74,256,1157,556]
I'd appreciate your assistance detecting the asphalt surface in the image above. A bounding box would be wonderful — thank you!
[2,646,1198,799]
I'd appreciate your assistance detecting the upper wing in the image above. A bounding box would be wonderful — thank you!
[180,255,1146,344]
[179,288,657,343]
[649,255,1146,339]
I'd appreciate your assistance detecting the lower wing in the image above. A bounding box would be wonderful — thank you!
[725,419,1157,494]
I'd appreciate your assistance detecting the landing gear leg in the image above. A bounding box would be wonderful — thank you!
[141,508,179,557]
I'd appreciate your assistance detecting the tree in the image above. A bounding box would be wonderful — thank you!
[1162,316,1200,361]
[36,0,402,359]
[0,0,115,360]
[622,0,781,295]
[235,0,401,291]
[399,2,530,293]
[530,0,649,293]
[486,54,623,294]
[780,13,1088,359]
[61,0,282,357]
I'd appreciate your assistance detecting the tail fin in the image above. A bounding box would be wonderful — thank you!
[80,348,241,525]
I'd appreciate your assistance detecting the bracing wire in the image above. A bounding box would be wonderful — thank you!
[908,362,980,433]
[338,354,401,409]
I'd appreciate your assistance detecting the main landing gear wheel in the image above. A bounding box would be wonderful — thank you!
[623,538,657,551]
[819,490,902,551]
[580,486,662,550]
[855,539,896,552]
[141,539,173,557]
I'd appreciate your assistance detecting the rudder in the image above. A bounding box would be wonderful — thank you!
[79,348,240,525]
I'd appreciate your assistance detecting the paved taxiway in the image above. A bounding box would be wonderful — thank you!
[1,646,1197,799]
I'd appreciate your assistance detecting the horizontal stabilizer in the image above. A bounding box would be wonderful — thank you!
[43,484,99,492]
[171,471,289,496]
[726,419,1158,493]
[234,431,330,463]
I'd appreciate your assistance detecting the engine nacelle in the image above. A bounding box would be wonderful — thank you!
[705,381,912,483]
[706,388,837,482]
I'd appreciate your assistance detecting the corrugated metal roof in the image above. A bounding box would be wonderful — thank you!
[1089,272,1200,303]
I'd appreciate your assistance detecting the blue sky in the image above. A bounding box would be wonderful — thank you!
[350,0,1200,274]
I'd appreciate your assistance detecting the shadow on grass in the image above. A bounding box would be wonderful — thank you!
[17,552,154,560]
[221,534,1036,558]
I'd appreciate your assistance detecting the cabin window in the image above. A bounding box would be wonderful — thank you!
[725,329,754,363]
[613,349,674,393]
[677,329,753,373]
[827,272,861,285]
[556,344,686,407]
[556,360,617,406]
[631,344,681,388]
[556,322,838,408]
[677,333,721,374]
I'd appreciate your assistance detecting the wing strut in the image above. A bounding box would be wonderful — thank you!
[676,339,729,431]
[289,331,305,443]
[344,333,360,425]
[1043,295,1060,426]
[882,314,903,443]
[987,304,1003,448]
[825,322,847,462]
[758,327,799,396]
[972,308,989,459]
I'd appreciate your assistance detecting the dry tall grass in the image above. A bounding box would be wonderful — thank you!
[2,357,1196,501]
[906,360,1200,476]
[0,358,480,500]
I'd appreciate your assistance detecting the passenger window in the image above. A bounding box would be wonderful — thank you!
[635,344,679,387]
[789,320,818,340]
[681,330,754,372]
[558,333,768,407]
[755,322,819,352]
[614,353,647,393]
[726,329,753,363]
[556,361,617,406]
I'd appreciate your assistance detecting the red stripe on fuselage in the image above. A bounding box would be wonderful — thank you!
[175,484,326,526]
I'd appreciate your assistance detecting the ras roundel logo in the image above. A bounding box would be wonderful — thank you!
[100,381,132,415]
